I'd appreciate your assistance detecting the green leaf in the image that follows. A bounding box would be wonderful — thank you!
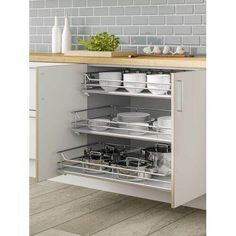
[77,32,120,51]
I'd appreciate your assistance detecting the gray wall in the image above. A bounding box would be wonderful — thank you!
[30,0,206,55]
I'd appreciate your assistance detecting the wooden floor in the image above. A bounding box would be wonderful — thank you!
[30,178,206,236]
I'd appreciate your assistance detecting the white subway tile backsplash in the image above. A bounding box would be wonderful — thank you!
[94,7,109,16]
[124,26,140,35]
[109,7,125,15]
[125,7,141,15]
[117,16,132,25]
[30,0,206,55]
[133,16,148,25]
[149,16,165,25]
[46,0,58,8]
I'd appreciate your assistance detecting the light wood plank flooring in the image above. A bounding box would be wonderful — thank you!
[30,178,206,236]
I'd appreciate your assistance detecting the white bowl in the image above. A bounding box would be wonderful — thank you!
[112,117,148,135]
[111,117,128,134]
[157,116,171,128]
[147,74,170,95]
[127,122,149,135]
[123,73,146,93]
[88,118,110,131]
[99,72,122,92]
[117,112,150,123]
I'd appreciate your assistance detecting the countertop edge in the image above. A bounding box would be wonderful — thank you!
[29,53,206,69]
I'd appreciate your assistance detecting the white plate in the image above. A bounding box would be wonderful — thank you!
[153,121,171,134]
[127,122,149,135]
[88,118,110,131]
[157,116,171,128]
[117,112,150,123]
[112,117,149,135]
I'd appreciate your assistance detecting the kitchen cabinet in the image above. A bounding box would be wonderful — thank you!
[29,62,75,178]
[29,110,36,177]
[29,61,206,209]
[29,66,37,177]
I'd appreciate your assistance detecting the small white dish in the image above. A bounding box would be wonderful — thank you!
[152,45,161,54]
[143,46,152,54]
[127,122,149,135]
[117,112,150,123]
[153,121,171,131]
[157,116,171,128]
[88,118,110,131]
[112,117,149,135]
[163,46,172,54]
[175,46,185,55]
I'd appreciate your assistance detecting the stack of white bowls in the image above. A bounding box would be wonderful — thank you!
[123,73,147,93]
[153,116,171,139]
[99,72,171,95]
[147,74,171,95]
[88,118,110,131]
[99,72,122,92]
[113,112,150,135]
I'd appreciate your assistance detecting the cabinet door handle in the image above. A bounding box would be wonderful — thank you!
[176,80,183,112]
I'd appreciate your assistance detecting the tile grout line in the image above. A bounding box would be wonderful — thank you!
[31,196,130,236]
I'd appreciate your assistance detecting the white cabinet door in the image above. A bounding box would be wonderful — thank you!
[30,68,37,110]
[37,64,87,181]
[171,70,206,207]
[29,116,36,160]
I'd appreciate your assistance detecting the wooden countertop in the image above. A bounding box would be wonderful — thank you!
[30,53,206,69]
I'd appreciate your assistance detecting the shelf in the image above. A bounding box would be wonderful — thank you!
[71,105,171,143]
[72,127,171,143]
[57,142,171,191]
[58,166,171,191]
[82,71,172,99]
[82,88,171,99]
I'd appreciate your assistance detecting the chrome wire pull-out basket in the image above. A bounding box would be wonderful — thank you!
[71,105,172,143]
[82,70,172,99]
[57,142,171,190]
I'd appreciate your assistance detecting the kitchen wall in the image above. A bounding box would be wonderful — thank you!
[30,0,206,55]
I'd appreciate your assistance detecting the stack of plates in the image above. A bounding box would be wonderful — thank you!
[153,116,171,139]
[112,112,151,135]
[117,112,150,123]
[88,118,110,131]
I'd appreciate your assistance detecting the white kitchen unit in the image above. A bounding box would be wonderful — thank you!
[29,66,37,177]
[29,62,73,178]
[29,62,206,209]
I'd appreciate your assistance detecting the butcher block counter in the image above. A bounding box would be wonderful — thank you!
[30,53,206,69]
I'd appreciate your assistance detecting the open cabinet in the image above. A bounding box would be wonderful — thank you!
[30,62,206,209]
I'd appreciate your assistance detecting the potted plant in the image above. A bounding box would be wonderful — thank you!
[78,32,120,51]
